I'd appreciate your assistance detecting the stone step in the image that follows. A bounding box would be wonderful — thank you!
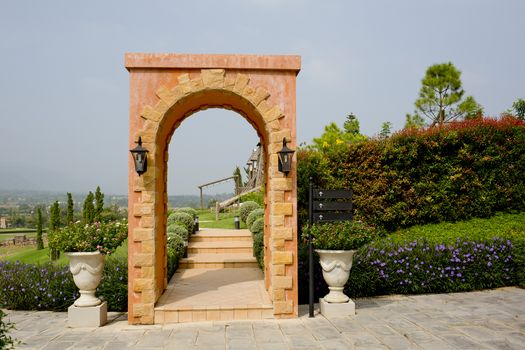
[154,268,273,324]
[187,240,253,254]
[191,229,252,242]
[179,253,258,269]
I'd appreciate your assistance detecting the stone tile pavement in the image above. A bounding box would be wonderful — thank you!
[4,287,525,349]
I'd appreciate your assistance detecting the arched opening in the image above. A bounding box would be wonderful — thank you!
[127,55,300,324]
[153,108,271,321]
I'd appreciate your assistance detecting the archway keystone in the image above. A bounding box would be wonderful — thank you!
[126,53,300,324]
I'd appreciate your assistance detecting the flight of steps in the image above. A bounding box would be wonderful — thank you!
[179,230,258,268]
[154,229,273,323]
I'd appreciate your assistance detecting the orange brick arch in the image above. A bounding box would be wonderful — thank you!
[126,54,301,324]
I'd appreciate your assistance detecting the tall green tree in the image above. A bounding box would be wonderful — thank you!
[36,207,44,250]
[379,121,393,138]
[66,192,74,224]
[312,114,366,151]
[233,167,243,195]
[94,186,104,222]
[512,98,525,120]
[411,62,483,126]
[83,191,95,224]
[49,201,61,260]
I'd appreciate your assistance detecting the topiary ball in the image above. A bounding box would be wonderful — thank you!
[167,223,189,241]
[175,207,198,220]
[168,212,194,234]
[251,217,264,235]
[240,201,259,224]
[246,208,264,231]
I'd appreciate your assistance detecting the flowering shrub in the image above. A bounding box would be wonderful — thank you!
[48,220,128,255]
[347,237,516,297]
[298,212,525,303]
[0,259,128,312]
[298,117,525,231]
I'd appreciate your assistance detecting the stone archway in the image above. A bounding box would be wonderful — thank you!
[126,54,300,324]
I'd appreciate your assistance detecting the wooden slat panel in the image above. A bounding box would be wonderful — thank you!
[313,201,353,211]
[313,189,353,199]
[313,212,354,222]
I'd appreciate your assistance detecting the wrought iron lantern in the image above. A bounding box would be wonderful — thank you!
[130,136,149,176]
[277,138,295,176]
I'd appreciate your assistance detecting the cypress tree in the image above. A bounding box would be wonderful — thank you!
[36,207,44,250]
[66,192,74,224]
[83,192,95,224]
[49,201,61,260]
[94,186,104,222]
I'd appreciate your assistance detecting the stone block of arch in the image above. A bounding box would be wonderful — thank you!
[126,53,300,324]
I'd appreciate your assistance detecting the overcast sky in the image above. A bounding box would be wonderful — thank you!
[1,0,523,196]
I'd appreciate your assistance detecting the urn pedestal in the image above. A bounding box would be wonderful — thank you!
[316,249,356,317]
[66,251,107,327]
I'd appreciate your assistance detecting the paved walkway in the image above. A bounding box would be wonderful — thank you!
[4,287,525,349]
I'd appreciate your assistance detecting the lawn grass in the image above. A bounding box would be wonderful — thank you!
[196,209,247,229]
[0,239,128,265]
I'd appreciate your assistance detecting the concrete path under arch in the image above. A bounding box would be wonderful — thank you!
[5,287,525,349]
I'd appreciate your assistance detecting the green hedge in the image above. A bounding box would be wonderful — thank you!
[298,117,525,231]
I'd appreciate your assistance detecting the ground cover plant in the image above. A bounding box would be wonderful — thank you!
[299,212,525,303]
[0,309,18,349]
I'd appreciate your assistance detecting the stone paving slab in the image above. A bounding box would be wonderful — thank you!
[4,287,525,349]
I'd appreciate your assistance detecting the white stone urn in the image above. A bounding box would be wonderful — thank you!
[315,249,356,303]
[66,251,105,307]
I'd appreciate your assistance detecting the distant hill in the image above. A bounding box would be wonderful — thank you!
[0,189,233,209]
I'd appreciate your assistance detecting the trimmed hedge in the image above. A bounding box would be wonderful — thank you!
[247,208,264,231]
[167,223,189,241]
[240,201,259,224]
[298,117,525,231]
[175,207,198,220]
[168,212,194,234]
[167,233,185,279]
[251,217,265,270]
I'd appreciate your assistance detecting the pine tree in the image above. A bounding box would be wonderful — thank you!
[66,192,74,224]
[83,192,95,224]
[36,207,44,250]
[49,201,61,260]
[94,186,104,222]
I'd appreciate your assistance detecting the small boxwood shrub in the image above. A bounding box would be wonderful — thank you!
[240,201,259,224]
[176,207,198,220]
[167,233,185,279]
[251,217,265,270]
[250,217,265,235]
[167,223,189,241]
[168,212,194,234]
[247,208,264,232]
